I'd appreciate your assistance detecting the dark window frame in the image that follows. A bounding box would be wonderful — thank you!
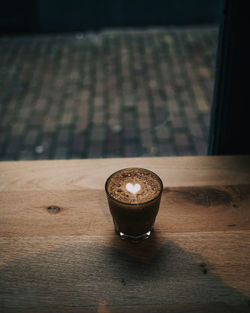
[208,0,250,155]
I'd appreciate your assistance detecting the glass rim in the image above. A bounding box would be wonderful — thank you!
[105,167,163,206]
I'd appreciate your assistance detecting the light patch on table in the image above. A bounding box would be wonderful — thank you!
[126,183,141,194]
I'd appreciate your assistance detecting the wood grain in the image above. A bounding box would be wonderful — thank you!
[0,184,249,237]
[0,233,250,312]
[0,156,250,312]
[0,156,250,192]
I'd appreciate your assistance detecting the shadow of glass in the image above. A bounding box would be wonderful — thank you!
[0,235,249,313]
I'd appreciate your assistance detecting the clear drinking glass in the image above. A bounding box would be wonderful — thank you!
[105,168,163,241]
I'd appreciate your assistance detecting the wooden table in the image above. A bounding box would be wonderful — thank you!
[0,156,250,313]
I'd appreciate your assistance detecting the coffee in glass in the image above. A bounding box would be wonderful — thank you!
[105,168,163,241]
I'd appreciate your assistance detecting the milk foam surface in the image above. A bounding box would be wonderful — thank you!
[107,168,162,204]
[126,183,141,194]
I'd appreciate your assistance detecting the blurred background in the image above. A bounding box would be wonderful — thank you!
[0,0,221,160]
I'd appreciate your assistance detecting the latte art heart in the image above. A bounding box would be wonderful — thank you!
[126,183,141,194]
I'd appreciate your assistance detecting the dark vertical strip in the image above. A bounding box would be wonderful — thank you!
[208,0,250,154]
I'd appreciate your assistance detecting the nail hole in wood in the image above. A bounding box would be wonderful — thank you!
[47,206,61,214]
[121,279,126,286]
[200,262,208,275]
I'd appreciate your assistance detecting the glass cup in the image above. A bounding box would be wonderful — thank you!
[105,168,163,241]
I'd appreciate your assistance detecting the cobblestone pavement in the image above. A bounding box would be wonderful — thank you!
[0,26,218,160]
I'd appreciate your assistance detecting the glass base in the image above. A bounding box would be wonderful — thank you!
[117,230,152,242]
